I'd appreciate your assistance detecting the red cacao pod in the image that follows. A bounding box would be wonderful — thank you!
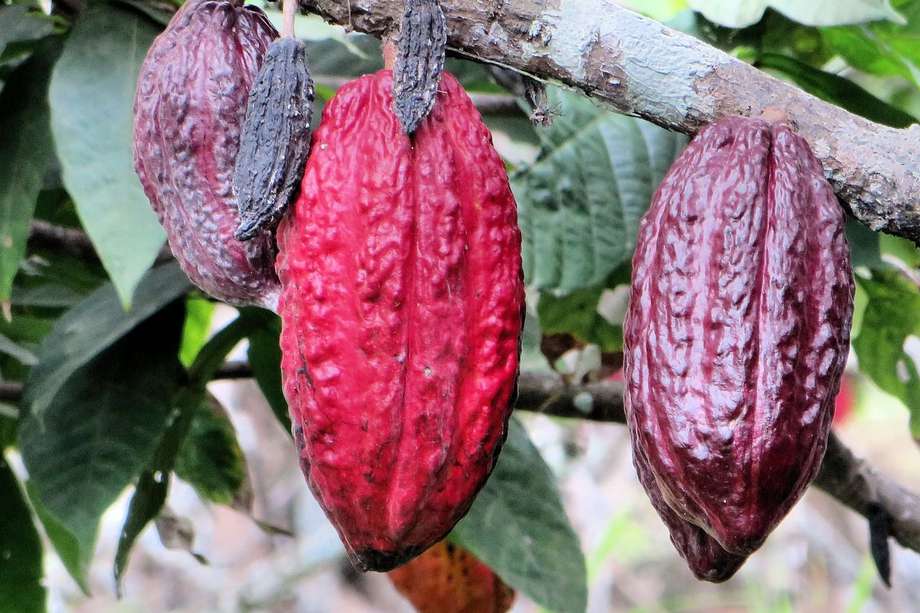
[133,0,280,308]
[388,541,515,613]
[625,117,854,578]
[276,70,524,571]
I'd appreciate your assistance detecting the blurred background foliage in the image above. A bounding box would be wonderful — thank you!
[1,0,919,611]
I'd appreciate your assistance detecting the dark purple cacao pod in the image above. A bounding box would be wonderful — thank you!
[133,0,281,309]
[633,434,747,582]
[276,70,524,571]
[625,116,854,577]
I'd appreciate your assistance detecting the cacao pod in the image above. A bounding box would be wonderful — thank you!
[624,116,854,577]
[133,0,280,309]
[388,541,515,613]
[233,37,315,241]
[633,435,747,582]
[277,69,524,571]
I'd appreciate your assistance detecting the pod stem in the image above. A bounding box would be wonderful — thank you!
[382,37,398,70]
[282,0,296,38]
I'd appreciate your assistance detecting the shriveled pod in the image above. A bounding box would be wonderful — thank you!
[133,0,280,308]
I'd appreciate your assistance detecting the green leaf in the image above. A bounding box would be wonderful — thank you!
[538,287,623,352]
[115,310,267,590]
[0,333,38,366]
[246,314,290,434]
[22,262,189,423]
[174,393,247,505]
[0,5,56,70]
[20,301,186,592]
[305,34,382,78]
[853,268,920,441]
[11,283,86,309]
[0,456,46,613]
[13,209,109,308]
[846,217,883,269]
[689,0,905,28]
[179,297,215,368]
[113,387,199,595]
[0,313,54,347]
[0,40,58,302]
[756,53,917,127]
[0,5,54,51]
[822,1,920,87]
[112,467,169,598]
[451,418,586,613]
[514,87,685,293]
[26,479,89,593]
[49,1,165,307]
[0,407,16,449]
[881,233,920,267]
[186,307,271,385]
[112,0,176,26]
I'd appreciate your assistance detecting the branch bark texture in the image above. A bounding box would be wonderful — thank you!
[300,0,920,244]
[515,372,920,556]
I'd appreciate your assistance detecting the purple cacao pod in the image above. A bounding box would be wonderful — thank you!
[133,0,281,309]
[625,116,854,578]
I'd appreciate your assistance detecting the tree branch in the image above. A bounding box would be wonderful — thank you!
[299,0,920,244]
[28,221,173,263]
[3,367,918,556]
[28,220,98,262]
[514,371,920,555]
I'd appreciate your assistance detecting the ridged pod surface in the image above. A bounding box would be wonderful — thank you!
[133,0,280,309]
[393,0,447,134]
[625,117,854,578]
[276,70,524,571]
[388,541,515,613]
[233,37,315,241]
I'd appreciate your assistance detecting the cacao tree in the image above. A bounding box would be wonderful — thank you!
[1,0,919,612]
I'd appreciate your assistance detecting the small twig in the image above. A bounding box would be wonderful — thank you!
[28,221,173,264]
[0,382,22,404]
[28,220,98,262]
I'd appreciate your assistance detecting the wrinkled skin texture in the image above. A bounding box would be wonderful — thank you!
[233,37,315,241]
[277,70,524,571]
[133,0,280,309]
[388,541,515,613]
[625,117,854,576]
[393,0,447,134]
